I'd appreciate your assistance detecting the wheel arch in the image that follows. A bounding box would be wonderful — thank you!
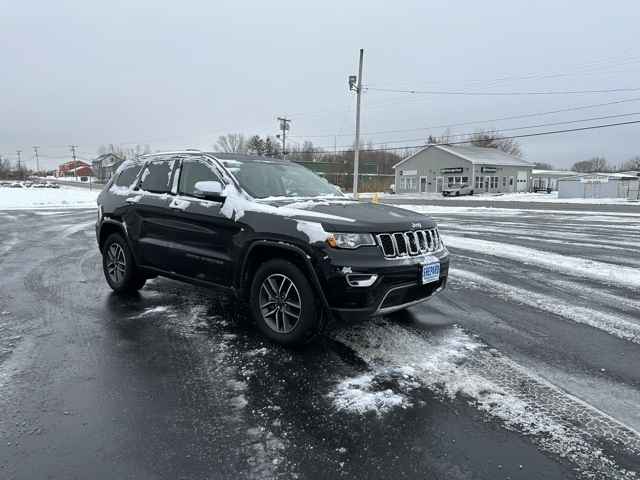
[98,219,141,266]
[238,240,332,313]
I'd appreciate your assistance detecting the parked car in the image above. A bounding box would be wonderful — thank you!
[45,182,60,189]
[0,181,11,187]
[9,182,24,188]
[533,186,553,193]
[96,151,449,345]
[442,184,474,196]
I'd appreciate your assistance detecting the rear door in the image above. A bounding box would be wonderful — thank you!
[126,157,180,269]
[162,156,240,286]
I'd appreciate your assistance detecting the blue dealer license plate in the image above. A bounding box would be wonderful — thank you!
[422,262,440,285]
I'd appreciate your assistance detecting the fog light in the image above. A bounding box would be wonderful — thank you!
[346,274,378,287]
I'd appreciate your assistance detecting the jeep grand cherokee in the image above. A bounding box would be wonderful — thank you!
[96,151,449,345]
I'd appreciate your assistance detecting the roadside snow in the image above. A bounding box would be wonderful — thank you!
[402,204,640,218]
[0,186,99,210]
[442,234,640,289]
[365,191,638,204]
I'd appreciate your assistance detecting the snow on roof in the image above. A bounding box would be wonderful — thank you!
[394,144,534,169]
[558,172,639,181]
[532,169,577,176]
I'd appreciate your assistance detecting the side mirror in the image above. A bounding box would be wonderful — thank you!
[194,181,225,200]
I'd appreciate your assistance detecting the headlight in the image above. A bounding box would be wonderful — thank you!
[327,232,376,249]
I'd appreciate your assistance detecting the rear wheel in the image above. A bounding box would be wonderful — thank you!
[250,259,320,346]
[102,233,146,293]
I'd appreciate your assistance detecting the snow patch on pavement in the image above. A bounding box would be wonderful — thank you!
[129,305,171,319]
[332,322,639,479]
[329,367,419,415]
[451,268,640,344]
[443,234,640,289]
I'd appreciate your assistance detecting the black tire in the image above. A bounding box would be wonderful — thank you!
[250,259,321,346]
[102,233,146,293]
[455,191,460,196]
[470,190,474,195]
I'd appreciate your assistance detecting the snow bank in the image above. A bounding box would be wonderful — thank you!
[443,234,640,289]
[0,186,99,210]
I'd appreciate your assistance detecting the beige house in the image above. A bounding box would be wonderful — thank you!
[394,144,534,194]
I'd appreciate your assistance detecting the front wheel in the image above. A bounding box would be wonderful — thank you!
[102,233,146,293]
[250,259,321,346]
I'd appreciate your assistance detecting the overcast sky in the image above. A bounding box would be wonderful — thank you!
[2,0,639,170]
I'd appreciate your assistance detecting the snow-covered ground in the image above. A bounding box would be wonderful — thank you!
[361,191,639,204]
[0,185,99,210]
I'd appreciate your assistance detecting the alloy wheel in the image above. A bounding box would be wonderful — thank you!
[259,274,302,334]
[106,243,126,284]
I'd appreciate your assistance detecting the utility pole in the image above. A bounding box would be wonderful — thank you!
[349,48,364,198]
[16,150,22,180]
[277,117,291,160]
[69,145,78,181]
[32,146,40,175]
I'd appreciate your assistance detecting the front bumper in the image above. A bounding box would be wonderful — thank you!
[316,245,450,320]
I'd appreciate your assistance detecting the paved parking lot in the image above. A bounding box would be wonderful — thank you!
[1,205,639,479]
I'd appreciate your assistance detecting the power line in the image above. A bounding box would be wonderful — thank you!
[319,111,640,150]
[364,86,640,96]
[289,119,640,155]
[290,96,640,139]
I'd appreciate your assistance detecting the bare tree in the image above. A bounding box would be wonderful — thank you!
[571,157,609,173]
[623,156,640,171]
[215,133,247,153]
[0,157,11,179]
[534,162,555,170]
[470,130,522,157]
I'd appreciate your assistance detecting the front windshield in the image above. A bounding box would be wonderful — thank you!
[221,159,343,199]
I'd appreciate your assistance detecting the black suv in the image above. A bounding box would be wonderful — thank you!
[96,151,449,345]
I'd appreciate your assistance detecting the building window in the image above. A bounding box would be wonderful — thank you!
[462,176,469,184]
[400,176,417,191]
[475,176,482,189]
[502,177,507,187]
[509,177,514,186]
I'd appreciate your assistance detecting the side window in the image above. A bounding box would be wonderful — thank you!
[115,164,142,188]
[139,161,174,194]
[179,159,222,197]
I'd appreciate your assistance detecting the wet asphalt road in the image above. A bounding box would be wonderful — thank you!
[0,205,639,480]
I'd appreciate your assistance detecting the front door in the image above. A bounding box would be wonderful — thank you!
[485,176,491,192]
[420,176,428,193]
[162,157,239,286]
[435,177,443,193]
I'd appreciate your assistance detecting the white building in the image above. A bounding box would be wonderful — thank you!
[557,173,640,200]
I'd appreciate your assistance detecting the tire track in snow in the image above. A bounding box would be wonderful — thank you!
[450,268,640,345]
[331,322,640,479]
[443,235,640,289]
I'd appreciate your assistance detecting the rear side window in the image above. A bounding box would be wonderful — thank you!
[139,161,174,194]
[179,159,222,197]
[114,164,142,188]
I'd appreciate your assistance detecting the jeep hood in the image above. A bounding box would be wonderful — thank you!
[262,198,437,233]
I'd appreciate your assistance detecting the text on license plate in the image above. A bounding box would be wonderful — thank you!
[422,262,440,284]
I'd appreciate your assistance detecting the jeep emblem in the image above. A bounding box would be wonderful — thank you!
[411,222,422,229]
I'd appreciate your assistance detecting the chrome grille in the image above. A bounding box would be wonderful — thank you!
[376,228,442,258]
